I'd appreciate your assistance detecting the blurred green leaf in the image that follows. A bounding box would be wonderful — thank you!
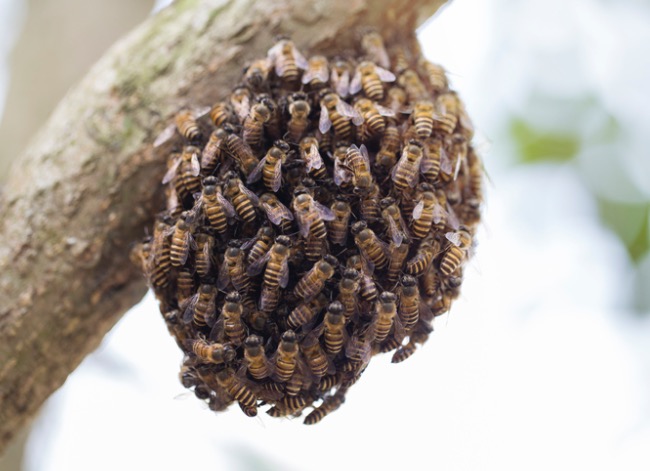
[509,117,581,164]
[596,198,650,264]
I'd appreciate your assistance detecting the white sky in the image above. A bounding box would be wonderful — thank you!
[4,0,649,470]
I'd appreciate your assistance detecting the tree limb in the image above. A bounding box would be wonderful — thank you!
[0,0,448,452]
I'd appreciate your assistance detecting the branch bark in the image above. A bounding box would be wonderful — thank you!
[0,0,447,452]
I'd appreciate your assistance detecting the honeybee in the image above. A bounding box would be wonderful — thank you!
[304,393,345,425]
[182,283,217,327]
[441,133,468,182]
[375,123,401,170]
[330,57,352,97]
[243,334,271,380]
[244,226,274,266]
[214,291,246,345]
[242,100,272,148]
[385,240,409,287]
[359,182,381,223]
[398,69,429,102]
[191,338,236,365]
[361,31,390,69]
[244,58,272,89]
[328,198,351,246]
[419,58,449,93]
[287,93,312,142]
[390,46,410,75]
[176,267,194,305]
[349,61,396,101]
[179,365,200,388]
[223,125,260,177]
[287,293,327,329]
[322,301,347,355]
[421,136,443,183]
[405,235,438,276]
[162,146,201,199]
[434,92,460,135]
[391,140,424,193]
[440,229,472,276]
[195,233,215,278]
[398,275,420,331]
[169,211,196,267]
[412,100,436,139]
[215,369,258,416]
[292,192,336,239]
[267,38,308,83]
[371,291,399,343]
[301,331,333,378]
[411,183,442,239]
[380,197,410,246]
[223,173,259,224]
[352,221,388,270]
[267,394,311,417]
[258,193,294,231]
[248,235,291,289]
[299,136,325,179]
[247,140,289,192]
[272,330,299,382]
[230,85,252,122]
[344,143,374,191]
[198,176,235,233]
[154,108,210,147]
[200,128,228,176]
[293,256,336,301]
[345,334,372,369]
[346,254,378,302]
[209,101,237,127]
[392,319,433,363]
[175,109,203,141]
[217,243,250,292]
[319,92,363,140]
[354,98,395,141]
[332,143,353,188]
[149,218,173,289]
[386,85,409,114]
[301,55,329,88]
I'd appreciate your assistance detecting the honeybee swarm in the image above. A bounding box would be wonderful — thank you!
[136,33,483,424]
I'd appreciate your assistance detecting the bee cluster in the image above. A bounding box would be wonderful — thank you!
[134,32,482,424]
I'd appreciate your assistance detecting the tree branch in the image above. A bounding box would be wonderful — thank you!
[0,0,447,452]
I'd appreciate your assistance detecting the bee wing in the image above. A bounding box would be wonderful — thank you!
[336,100,363,126]
[190,151,201,176]
[319,104,332,133]
[166,186,180,214]
[316,66,330,84]
[375,103,396,117]
[292,46,309,70]
[432,202,445,224]
[440,147,453,175]
[359,144,371,167]
[162,156,181,184]
[154,124,176,148]
[181,293,199,324]
[334,157,351,186]
[217,260,232,290]
[392,316,406,343]
[295,211,312,238]
[413,200,424,220]
[193,105,212,119]
[313,199,336,221]
[349,69,362,95]
[446,203,460,230]
[304,143,323,171]
[238,181,260,206]
[271,159,282,192]
[235,95,251,122]
[279,200,295,222]
[279,259,290,289]
[247,249,271,276]
[375,66,396,82]
[217,191,236,217]
[301,67,318,84]
[445,231,462,247]
[453,150,463,181]
[387,217,404,246]
[246,156,266,184]
[336,70,350,97]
